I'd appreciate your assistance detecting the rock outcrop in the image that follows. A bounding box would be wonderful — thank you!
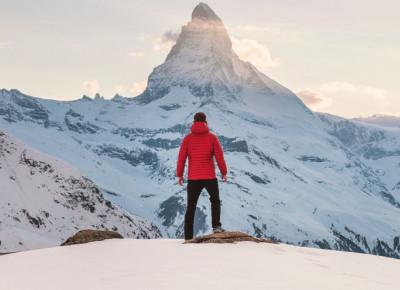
[185,231,278,244]
[61,229,123,246]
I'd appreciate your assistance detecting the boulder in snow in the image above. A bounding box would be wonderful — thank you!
[61,229,123,246]
[185,231,278,244]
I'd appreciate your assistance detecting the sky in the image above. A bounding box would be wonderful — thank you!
[0,0,399,118]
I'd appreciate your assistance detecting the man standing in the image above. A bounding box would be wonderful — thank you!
[176,112,228,241]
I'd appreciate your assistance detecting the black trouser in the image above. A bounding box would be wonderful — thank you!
[184,178,222,240]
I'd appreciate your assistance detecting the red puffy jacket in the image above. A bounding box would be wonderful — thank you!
[176,122,227,180]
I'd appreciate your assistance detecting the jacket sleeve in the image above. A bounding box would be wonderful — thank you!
[176,136,189,177]
[213,135,227,176]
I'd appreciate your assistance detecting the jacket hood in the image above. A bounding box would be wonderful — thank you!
[191,121,209,134]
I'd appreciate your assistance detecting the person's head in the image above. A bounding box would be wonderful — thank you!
[194,112,207,123]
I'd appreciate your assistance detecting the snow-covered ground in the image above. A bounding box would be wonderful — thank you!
[0,239,399,290]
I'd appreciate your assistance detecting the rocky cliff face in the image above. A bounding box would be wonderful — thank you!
[0,130,161,252]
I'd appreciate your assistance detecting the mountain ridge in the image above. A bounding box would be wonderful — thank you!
[0,129,161,252]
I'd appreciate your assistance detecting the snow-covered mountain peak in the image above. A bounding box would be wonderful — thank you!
[191,2,222,22]
[135,3,238,105]
[135,3,308,119]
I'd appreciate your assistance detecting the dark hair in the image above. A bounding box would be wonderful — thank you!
[194,112,207,123]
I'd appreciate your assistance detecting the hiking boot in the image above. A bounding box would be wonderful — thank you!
[213,226,226,234]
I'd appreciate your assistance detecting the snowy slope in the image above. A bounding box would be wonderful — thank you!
[0,130,161,252]
[0,3,400,257]
[0,239,399,290]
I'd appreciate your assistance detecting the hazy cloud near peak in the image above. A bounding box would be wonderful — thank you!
[296,89,332,110]
[232,37,280,71]
[151,30,281,74]
[153,31,179,54]
[161,31,179,42]
[297,90,324,105]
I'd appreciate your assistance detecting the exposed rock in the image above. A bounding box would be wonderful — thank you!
[244,171,270,184]
[143,138,181,150]
[93,145,159,169]
[0,252,13,256]
[298,155,329,162]
[219,136,249,153]
[192,2,222,22]
[61,229,123,246]
[322,117,376,143]
[112,125,187,140]
[184,231,278,244]
[159,104,182,111]
[157,195,185,227]
[64,109,102,134]
[311,226,400,259]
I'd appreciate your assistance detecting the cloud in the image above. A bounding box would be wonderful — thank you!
[297,82,389,117]
[152,31,281,71]
[130,80,147,96]
[82,80,100,95]
[128,51,144,57]
[231,38,280,71]
[296,89,332,109]
[297,90,324,105]
[319,82,386,100]
[162,31,179,42]
[153,31,179,54]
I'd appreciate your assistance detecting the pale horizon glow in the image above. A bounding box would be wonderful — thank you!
[0,0,399,118]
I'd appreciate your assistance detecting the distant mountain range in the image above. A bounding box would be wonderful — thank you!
[0,3,399,257]
[354,114,400,129]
